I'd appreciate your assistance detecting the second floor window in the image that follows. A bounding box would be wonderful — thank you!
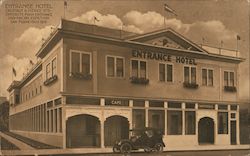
[46,63,51,80]
[106,56,124,77]
[131,60,147,78]
[159,63,173,82]
[184,66,196,84]
[202,68,213,86]
[52,58,57,77]
[71,51,91,75]
[224,71,235,86]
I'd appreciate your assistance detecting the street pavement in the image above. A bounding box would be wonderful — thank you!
[41,149,250,156]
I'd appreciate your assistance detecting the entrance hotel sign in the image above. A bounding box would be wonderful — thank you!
[132,49,197,65]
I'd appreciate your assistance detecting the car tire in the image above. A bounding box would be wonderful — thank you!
[120,142,132,154]
[154,143,164,153]
[144,147,152,153]
[113,145,120,153]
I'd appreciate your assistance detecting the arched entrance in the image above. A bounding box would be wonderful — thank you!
[66,114,100,148]
[198,117,214,144]
[104,115,129,146]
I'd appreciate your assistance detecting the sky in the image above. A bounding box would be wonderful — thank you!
[0,0,249,101]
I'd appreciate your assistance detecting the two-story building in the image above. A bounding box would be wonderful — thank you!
[7,19,244,149]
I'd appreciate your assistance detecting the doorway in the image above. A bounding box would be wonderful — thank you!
[198,117,214,144]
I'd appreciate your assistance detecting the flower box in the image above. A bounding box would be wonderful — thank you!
[224,86,237,92]
[183,82,199,89]
[130,77,149,85]
[70,72,92,80]
[44,75,58,86]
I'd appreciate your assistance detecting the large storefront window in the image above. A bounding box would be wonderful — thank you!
[218,112,228,134]
[168,110,182,135]
[132,109,145,129]
[185,111,196,134]
[131,60,147,78]
[149,110,165,134]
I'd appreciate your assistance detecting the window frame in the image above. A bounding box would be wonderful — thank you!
[106,55,125,78]
[69,50,92,76]
[218,112,228,134]
[158,62,174,83]
[224,70,235,87]
[130,59,148,79]
[46,63,51,80]
[201,67,214,86]
[45,56,57,81]
[183,65,197,84]
[51,57,57,77]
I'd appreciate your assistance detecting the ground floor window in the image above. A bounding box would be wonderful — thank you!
[132,109,145,129]
[167,110,182,135]
[218,112,228,134]
[185,111,196,134]
[148,110,165,134]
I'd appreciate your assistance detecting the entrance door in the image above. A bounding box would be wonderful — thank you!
[230,120,237,145]
[198,117,214,144]
[104,116,129,146]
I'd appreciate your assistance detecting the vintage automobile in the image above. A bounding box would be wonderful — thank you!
[113,127,165,154]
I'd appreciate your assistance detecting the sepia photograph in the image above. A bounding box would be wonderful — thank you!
[0,0,250,155]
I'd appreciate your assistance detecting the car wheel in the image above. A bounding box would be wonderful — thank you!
[113,145,120,153]
[154,143,164,153]
[120,143,132,154]
[144,147,152,153]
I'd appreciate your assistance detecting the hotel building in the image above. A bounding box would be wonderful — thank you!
[7,19,244,149]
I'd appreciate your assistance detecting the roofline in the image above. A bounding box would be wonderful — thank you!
[7,60,42,92]
[35,22,244,63]
[127,28,208,54]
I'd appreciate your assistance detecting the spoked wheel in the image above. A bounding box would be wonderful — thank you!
[154,143,164,153]
[144,147,152,153]
[120,143,132,154]
[113,145,120,153]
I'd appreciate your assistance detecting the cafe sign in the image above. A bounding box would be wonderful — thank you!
[132,49,197,65]
[105,98,129,106]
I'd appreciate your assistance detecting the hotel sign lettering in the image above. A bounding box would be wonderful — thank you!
[132,49,197,65]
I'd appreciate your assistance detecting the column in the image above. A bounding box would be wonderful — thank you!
[215,104,218,145]
[62,107,67,149]
[182,102,185,135]
[100,98,105,106]
[129,100,133,130]
[195,103,198,136]
[236,105,240,144]
[100,120,105,148]
[164,102,168,135]
[145,101,149,127]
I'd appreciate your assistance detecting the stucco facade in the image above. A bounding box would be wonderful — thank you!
[8,19,243,149]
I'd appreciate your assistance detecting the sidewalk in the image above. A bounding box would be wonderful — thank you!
[0,132,34,150]
[1,145,249,156]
